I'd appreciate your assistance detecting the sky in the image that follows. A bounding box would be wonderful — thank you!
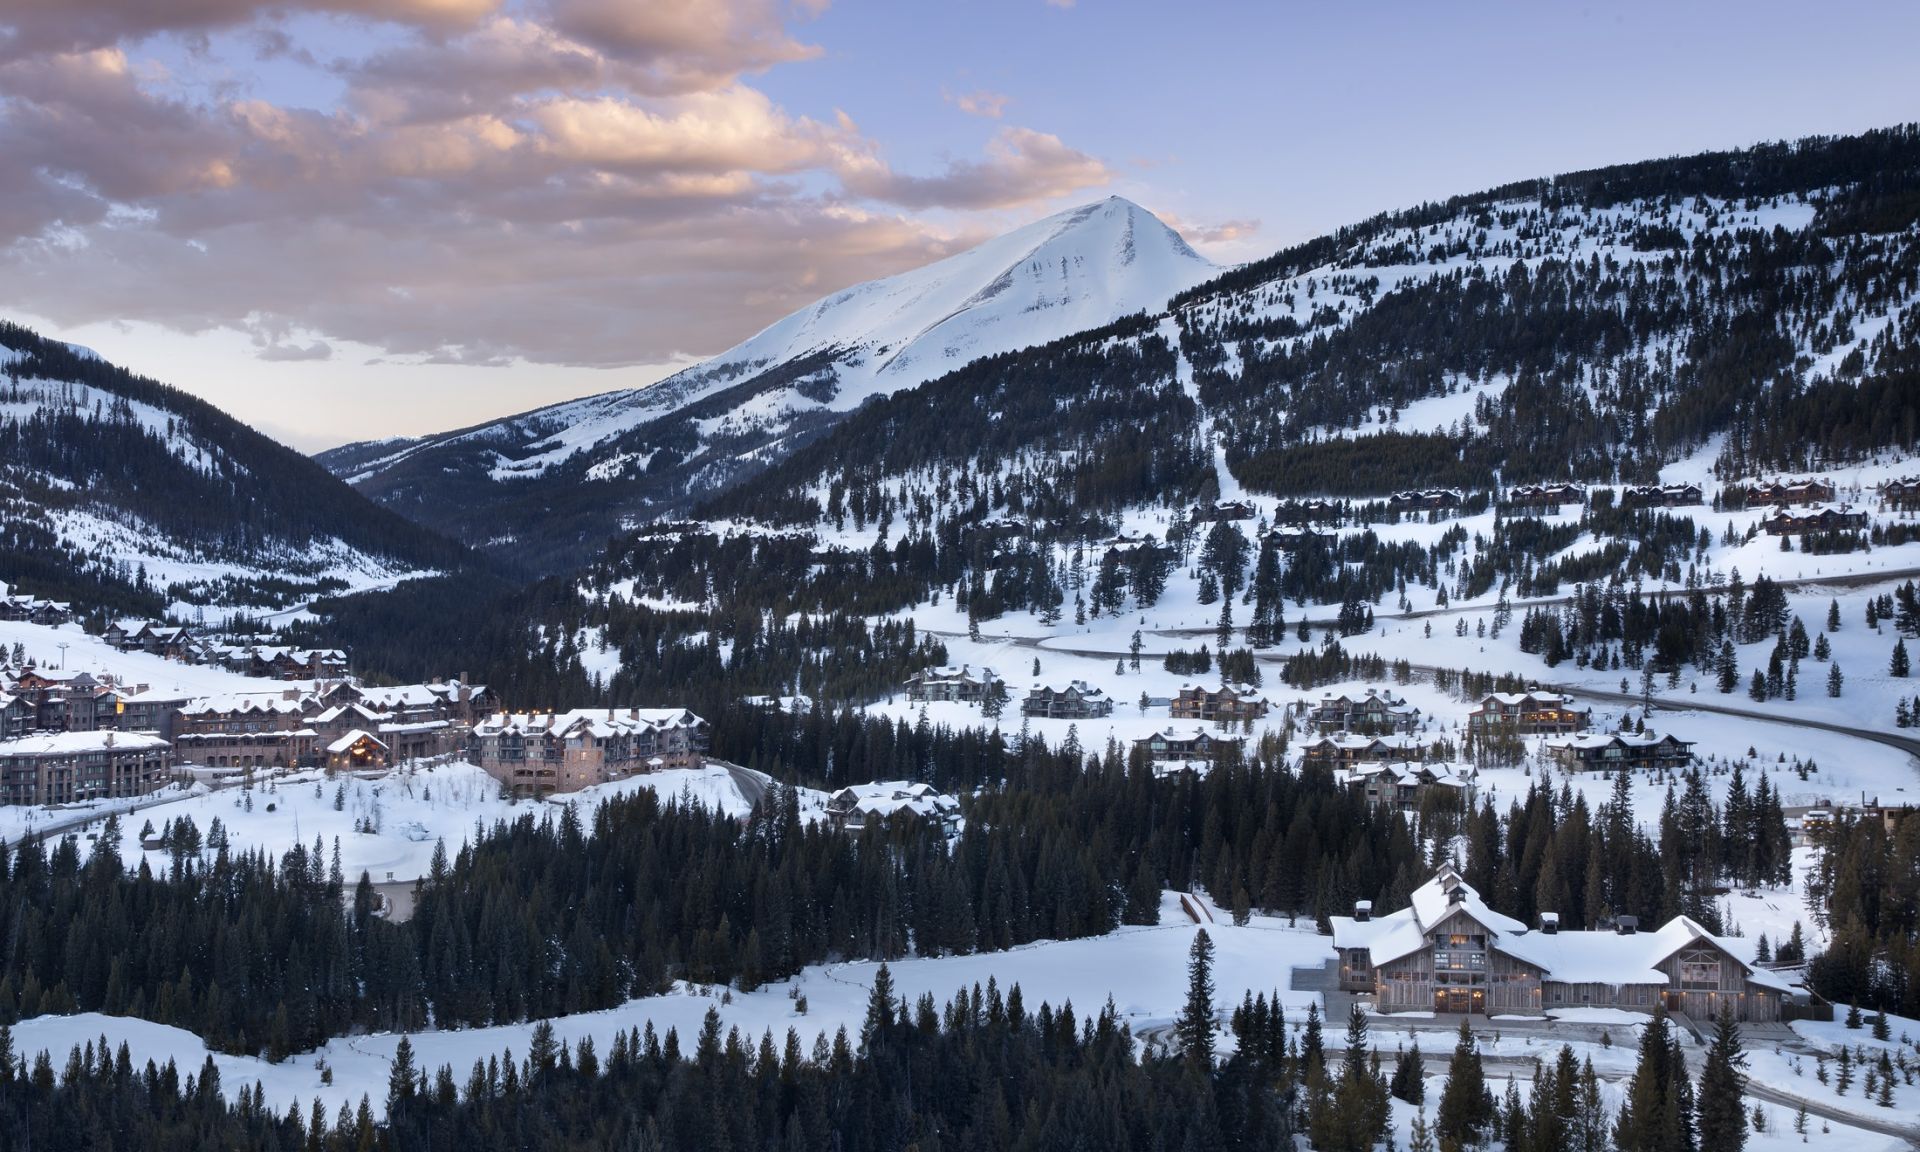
[1,1,1917,452]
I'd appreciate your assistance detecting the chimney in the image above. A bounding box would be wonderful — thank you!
[1616,915,1639,936]
[1540,912,1559,935]
[1354,900,1372,923]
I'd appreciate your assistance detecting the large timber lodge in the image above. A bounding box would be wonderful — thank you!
[1329,869,1792,1021]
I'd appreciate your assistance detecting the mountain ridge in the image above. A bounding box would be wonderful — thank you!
[316,196,1218,568]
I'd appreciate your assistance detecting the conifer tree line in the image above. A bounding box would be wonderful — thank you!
[1801,809,1920,1016]
[0,972,1295,1151]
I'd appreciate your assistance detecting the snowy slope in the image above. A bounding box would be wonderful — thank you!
[319,198,1216,562]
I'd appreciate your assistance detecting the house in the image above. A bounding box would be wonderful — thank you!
[1169,683,1268,723]
[1878,478,1920,512]
[1304,687,1418,734]
[1022,681,1113,719]
[469,707,709,796]
[1505,483,1585,509]
[0,729,173,806]
[1299,733,1431,768]
[325,729,389,772]
[904,664,1003,704]
[824,782,962,833]
[1759,504,1868,536]
[1621,483,1703,508]
[1388,489,1464,512]
[1746,478,1836,506]
[1544,731,1695,773]
[117,687,195,741]
[1338,761,1475,810]
[1467,689,1588,735]
[1132,726,1246,765]
[1328,869,1790,1020]
[1191,499,1256,523]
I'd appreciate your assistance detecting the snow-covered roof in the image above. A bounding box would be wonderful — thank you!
[325,729,386,755]
[827,780,959,820]
[1544,731,1692,751]
[1331,871,1787,992]
[474,707,706,740]
[0,730,170,756]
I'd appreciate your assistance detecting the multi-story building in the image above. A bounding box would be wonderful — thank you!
[1021,681,1113,719]
[1329,870,1790,1020]
[1190,499,1256,523]
[0,730,172,805]
[904,664,1003,704]
[1304,687,1417,734]
[824,782,962,833]
[1132,726,1245,765]
[1169,683,1268,723]
[1505,483,1585,509]
[1389,489,1464,512]
[1543,731,1695,773]
[1337,761,1475,810]
[469,707,709,796]
[1621,483,1703,507]
[1466,689,1588,735]
[1298,733,1431,768]
[1746,478,1835,506]
[1759,504,1868,536]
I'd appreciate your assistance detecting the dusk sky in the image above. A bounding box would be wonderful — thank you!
[2,0,1916,451]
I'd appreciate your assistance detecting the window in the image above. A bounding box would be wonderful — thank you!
[1679,952,1722,989]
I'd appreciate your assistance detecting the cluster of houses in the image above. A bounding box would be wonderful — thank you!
[904,664,1004,704]
[1190,499,1256,523]
[104,619,349,680]
[467,707,709,797]
[1329,869,1792,1020]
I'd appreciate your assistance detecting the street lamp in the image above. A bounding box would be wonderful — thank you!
[56,642,69,670]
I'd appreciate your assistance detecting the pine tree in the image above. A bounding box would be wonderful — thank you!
[1391,1039,1427,1105]
[1615,1005,1694,1152]
[1697,1005,1746,1152]
[1827,663,1844,697]
[1176,929,1216,1068]
[387,1036,417,1112]
[1827,599,1841,632]
[1716,640,1738,694]
[1892,638,1910,678]
[1436,1018,1491,1152]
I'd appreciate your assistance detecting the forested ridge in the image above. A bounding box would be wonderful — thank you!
[0,322,468,614]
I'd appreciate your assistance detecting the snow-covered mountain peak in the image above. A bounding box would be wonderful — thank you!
[322,198,1217,558]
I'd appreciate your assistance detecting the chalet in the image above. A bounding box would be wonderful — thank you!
[1759,504,1868,536]
[1191,499,1256,523]
[1621,483,1703,508]
[1169,683,1268,723]
[824,782,962,833]
[1298,733,1430,768]
[1304,687,1418,734]
[1389,489,1464,512]
[0,730,172,806]
[1505,483,1584,509]
[904,664,1003,704]
[1338,761,1475,811]
[1746,478,1836,506]
[1132,726,1246,765]
[470,707,709,796]
[1878,478,1920,512]
[1328,869,1790,1020]
[1544,731,1695,773]
[325,729,389,772]
[1467,689,1588,735]
[1022,681,1113,719]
